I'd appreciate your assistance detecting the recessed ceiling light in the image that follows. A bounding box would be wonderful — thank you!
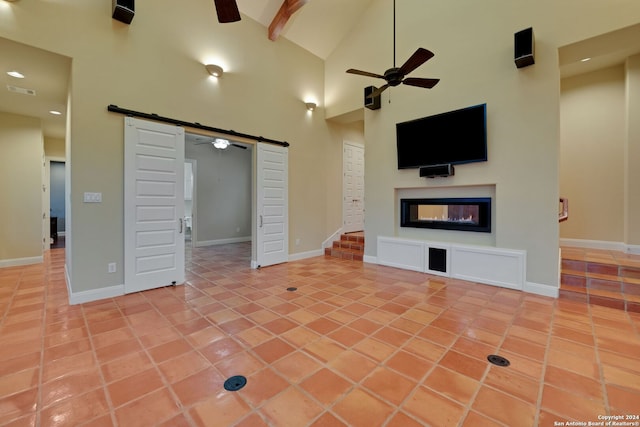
[7,71,24,78]
[580,57,591,62]
[49,110,62,115]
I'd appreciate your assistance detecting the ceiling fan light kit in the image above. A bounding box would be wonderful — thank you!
[213,138,230,149]
[305,102,317,111]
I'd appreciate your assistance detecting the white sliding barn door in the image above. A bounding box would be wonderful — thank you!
[256,143,288,267]
[124,117,185,293]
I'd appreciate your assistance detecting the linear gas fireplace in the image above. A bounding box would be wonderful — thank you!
[400,197,491,232]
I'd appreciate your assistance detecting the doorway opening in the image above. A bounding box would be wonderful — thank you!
[185,133,253,264]
[50,160,66,248]
[343,141,365,234]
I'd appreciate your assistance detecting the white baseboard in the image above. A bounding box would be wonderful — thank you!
[626,245,640,255]
[0,256,43,268]
[560,238,625,252]
[289,249,323,261]
[322,228,343,250]
[524,281,559,298]
[68,283,125,305]
[560,238,640,255]
[363,255,377,264]
[251,260,259,269]
[195,236,251,247]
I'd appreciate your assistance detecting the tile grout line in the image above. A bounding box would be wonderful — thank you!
[590,304,612,417]
[36,256,48,427]
[456,290,526,427]
[80,298,121,427]
[533,298,559,427]
[138,285,214,427]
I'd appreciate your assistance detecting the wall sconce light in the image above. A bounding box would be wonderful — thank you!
[305,102,317,111]
[205,64,224,78]
[213,138,230,149]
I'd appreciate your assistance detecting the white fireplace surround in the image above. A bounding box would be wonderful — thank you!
[376,236,527,292]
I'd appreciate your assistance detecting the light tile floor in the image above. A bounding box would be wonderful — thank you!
[1,243,640,426]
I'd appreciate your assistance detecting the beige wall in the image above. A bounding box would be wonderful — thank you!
[626,54,640,247]
[0,0,335,293]
[325,0,640,289]
[560,66,626,242]
[0,112,43,262]
[44,137,65,158]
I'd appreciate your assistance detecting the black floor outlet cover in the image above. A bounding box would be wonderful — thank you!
[224,375,247,391]
[487,354,510,367]
[286,287,298,292]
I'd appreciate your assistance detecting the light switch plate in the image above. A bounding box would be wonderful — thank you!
[83,192,102,203]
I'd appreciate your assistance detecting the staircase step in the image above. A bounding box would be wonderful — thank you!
[559,249,640,314]
[325,233,364,262]
[324,247,363,261]
[340,234,365,243]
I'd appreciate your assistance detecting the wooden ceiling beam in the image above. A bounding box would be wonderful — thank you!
[268,0,309,41]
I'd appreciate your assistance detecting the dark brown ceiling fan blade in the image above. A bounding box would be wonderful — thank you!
[213,0,241,23]
[367,84,390,99]
[346,69,386,79]
[403,78,440,89]
[398,48,434,76]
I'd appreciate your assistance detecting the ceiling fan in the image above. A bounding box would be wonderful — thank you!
[213,0,241,23]
[346,0,439,99]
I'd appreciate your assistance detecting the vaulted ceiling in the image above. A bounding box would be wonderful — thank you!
[1,2,639,140]
[237,0,374,59]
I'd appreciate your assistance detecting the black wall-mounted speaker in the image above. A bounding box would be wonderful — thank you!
[364,86,381,110]
[113,0,135,24]
[514,27,535,68]
[419,164,455,178]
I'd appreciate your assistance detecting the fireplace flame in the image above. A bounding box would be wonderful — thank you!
[419,215,476,224]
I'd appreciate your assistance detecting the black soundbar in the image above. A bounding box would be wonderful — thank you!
[419,164,454,178]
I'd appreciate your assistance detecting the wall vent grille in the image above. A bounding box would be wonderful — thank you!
[7,85,36,96]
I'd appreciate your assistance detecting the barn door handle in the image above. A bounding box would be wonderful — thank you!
[179,218,184,234]
[259,215,263,228]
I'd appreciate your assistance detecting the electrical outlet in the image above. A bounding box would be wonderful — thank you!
[295,238,300,246]
[236,227,240,233]
[108,263,116,273]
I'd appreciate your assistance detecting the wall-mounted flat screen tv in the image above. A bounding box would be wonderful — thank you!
[396,103,487,169]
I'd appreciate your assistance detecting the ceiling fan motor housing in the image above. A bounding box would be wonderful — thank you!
[384,68,404,86]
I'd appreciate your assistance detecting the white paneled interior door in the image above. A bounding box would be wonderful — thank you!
[343,142,365,233]
[256,143,288,268]
[124,117,185,293]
